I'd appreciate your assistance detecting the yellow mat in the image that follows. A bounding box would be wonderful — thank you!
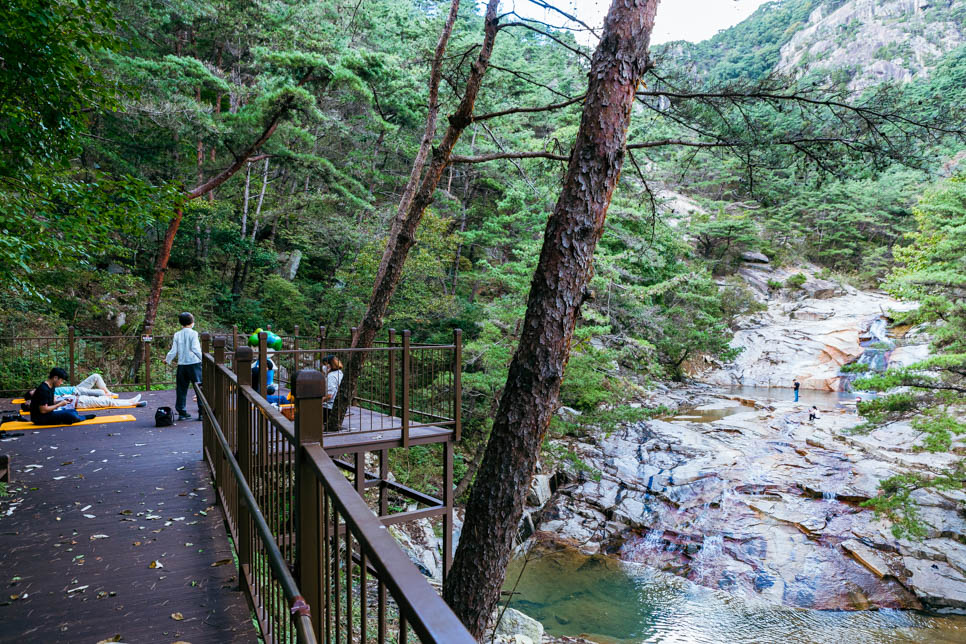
[1,414,137,431]
[20,403,141,416]
[11,394,119,403]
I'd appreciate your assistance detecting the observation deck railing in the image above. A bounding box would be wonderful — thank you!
[197,334,472,643]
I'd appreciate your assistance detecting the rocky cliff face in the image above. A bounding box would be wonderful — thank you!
[535,394,966,612]
[777,0,966,90]
[698,262,924,390]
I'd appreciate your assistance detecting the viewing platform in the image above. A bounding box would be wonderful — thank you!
[0,327,473,643]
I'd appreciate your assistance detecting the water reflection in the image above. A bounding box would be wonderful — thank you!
[504,547,966,644]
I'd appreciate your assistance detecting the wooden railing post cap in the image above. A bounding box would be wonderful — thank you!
[212,336,226,348]
[235,346,253,362]
[294,369,325,399]
[201,331,211,341]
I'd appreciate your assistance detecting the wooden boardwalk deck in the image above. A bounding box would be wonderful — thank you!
[0,390,255,644]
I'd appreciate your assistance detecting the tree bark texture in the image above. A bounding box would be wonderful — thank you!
[328,0,501,431]
[441,0,660,637]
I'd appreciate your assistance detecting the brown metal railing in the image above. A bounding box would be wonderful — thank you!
[0,329,173,394]
[197,339,473,643]
[233,328,462,447]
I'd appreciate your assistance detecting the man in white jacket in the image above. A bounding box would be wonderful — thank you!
[165,312,203,421]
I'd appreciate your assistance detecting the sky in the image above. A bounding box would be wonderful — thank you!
[508,0,771,45]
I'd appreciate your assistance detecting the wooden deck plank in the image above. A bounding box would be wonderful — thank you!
[0,390,256,644]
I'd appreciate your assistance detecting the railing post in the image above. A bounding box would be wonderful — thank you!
[293,324,300,378]
[388,329,396,418]
[295,369,325,639]
[213,337,226,422]
[235,347,254,577]
[68,326,75,384]
[143,330,152,392]
[201,333,212,463]
[232,324,239,351]
[257,332,268,396]
[402,330,411,448]
[443,439,454,582]
[453,328,462,442]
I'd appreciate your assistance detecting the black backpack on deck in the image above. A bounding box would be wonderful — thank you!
[155,407,174,427]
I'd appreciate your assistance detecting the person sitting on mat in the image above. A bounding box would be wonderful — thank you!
[55,372,114,398]
[29,368,96,426]
[23,389,145,411]
[321,355,344,427]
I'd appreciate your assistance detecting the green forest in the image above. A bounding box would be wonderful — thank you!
[3,0,966,634]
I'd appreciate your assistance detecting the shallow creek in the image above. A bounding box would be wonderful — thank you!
[506,386,966,643]
[505,547,966,643]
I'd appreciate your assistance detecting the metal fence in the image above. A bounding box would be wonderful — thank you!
[198,337,473,643]
[0,329,173,395]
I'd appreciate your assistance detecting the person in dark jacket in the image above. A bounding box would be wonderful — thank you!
[793,380,801,402]
[29,368,95,425]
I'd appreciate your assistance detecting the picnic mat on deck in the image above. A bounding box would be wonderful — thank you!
[19,403,141,416]
[1,414,136,431]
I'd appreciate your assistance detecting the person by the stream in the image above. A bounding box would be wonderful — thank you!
[793,380,801,402]
[808,406,818,422]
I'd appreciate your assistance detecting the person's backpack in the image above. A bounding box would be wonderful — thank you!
[155,407,174,427]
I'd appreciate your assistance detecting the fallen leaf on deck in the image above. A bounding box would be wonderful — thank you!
[80,505,92,512]
[149,560,163,569]
[210,559,232,567]
[83,514,96,519]
[90,534,109,540]
[61,461,72,466]
[95,635,122,643]
[176,466,185,471]
[170,612,184,621]
[67,585,88,594]
[53,476,66,480]
[119,509,133,515]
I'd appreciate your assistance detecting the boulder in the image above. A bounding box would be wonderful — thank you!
[842,539,899,578]
[278,249,302,280]
[556,406,582,422]
[493,607,544,644]
[528,474,552,507]
[741,250,771,264]
[801,278,842,300]
[901,557,966,610]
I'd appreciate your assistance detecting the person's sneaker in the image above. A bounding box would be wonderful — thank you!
[83,414,96,421]
[177,413,191,421]
[136,401,147,407]
[194,415,203,422]
[130,394,142,404]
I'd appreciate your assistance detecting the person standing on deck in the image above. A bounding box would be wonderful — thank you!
[165,312,202,421]
[794,380,801,402]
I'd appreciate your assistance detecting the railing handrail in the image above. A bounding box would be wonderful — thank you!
[194,382,317,644]
[303,442,475,643]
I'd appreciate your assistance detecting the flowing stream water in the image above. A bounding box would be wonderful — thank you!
[504,384,966,642]
[504,547,966,643]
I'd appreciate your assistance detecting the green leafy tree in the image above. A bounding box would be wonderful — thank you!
[854,176,966,538]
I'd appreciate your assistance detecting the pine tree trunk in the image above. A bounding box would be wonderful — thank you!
[328,0,499,431]
[442,1,659,637]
